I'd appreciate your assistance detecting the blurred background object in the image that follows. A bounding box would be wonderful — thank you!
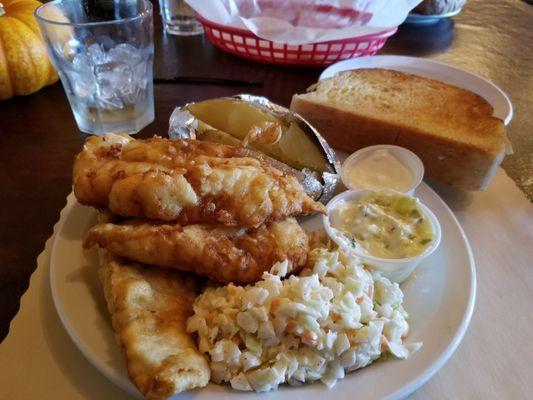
[405,0,466,24]
[36,0,155,135]
[0,0,58,100]
[414,0,467,14]
[390,19,455,55]
[158,0,203,35]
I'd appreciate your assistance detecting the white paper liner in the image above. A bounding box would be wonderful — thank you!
[186,0,422,45]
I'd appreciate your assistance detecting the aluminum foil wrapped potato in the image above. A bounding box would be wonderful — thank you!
[169,95,340,203]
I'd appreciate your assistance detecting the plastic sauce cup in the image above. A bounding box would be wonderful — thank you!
[323,189,442,283]
[341,145,424,195]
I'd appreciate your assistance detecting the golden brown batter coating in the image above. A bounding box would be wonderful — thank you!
[73,134,325,227]
[98,250,210,399]
[88,218,309,284]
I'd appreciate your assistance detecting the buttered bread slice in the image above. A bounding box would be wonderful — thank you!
[290,69,512,190]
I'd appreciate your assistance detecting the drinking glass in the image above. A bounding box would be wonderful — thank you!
[35,0,154,135]
[158,0,203,36]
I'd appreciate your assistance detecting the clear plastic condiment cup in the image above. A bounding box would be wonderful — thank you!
[322,189,442,283]
[341,145,424,195]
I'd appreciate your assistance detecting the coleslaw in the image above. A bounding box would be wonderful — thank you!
[186,247,422,392]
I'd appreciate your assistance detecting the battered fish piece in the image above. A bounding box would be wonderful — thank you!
[87,218,309,284]
[73,134,326,227]
[98,250,210,399]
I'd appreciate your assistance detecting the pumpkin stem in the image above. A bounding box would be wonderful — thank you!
[0,3,5,17]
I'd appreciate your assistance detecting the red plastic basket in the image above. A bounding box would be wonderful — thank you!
[195,13,397,67]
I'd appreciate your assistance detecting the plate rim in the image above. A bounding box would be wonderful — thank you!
[49,186,477,399]
[318,55,513,125]
[382,197,476,400]
[49,198,143,398]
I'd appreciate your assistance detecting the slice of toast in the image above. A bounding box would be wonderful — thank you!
[290,68,512,190]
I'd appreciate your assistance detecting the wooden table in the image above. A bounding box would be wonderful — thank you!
[0,0,531,361]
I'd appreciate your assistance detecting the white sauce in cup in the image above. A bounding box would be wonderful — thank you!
[344,149,414,192]
[341,145,424,195]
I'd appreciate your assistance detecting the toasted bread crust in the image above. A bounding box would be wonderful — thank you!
[291,69,512,190]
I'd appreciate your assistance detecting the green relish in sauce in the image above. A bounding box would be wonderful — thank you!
[331,191,434,259]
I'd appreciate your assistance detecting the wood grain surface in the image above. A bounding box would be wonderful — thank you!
[0,0,531,342]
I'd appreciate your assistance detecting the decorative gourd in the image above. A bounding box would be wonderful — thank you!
[0,0,58,100]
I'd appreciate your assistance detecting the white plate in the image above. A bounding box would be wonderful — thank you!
[50,187,475,400]
[404,8,462,25]
[319,55,513,125]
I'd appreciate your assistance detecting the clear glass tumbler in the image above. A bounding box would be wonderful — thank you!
[158,0,203,36]
[35,0,154,135]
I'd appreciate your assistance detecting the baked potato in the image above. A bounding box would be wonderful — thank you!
[168,95,340,203]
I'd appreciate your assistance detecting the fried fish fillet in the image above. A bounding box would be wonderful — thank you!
[87,218,309,284]
[73,134,326,227]
[98,250,210,399]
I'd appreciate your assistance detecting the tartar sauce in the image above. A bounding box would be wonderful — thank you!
[344,149,413,192]
[331,191,434,259]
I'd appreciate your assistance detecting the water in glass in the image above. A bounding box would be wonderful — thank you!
[158,0,203,36]
[36,0,154,135]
